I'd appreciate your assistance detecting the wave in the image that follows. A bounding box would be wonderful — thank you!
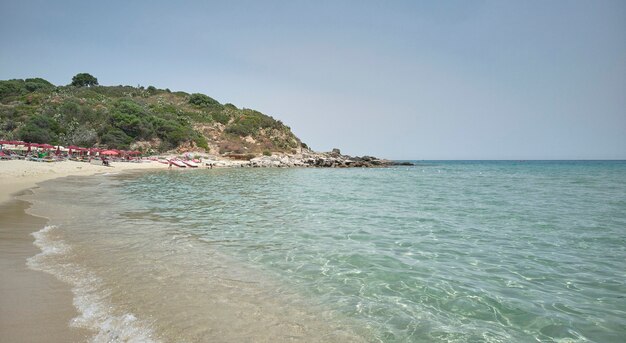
[27,225,159,343]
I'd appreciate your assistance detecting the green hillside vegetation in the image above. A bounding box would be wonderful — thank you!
[0,74,302,155]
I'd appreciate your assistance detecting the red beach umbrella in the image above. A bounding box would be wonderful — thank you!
[55,146,61,155]
[40,144,54,150]
[100,150,119,156]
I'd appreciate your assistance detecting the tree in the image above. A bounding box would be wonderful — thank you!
[71,73,98,87]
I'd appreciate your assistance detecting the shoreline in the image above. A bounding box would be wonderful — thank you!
[0,195,92,342]
[0,160,168,342]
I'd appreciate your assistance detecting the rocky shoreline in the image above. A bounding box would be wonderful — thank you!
[204,149,414,168]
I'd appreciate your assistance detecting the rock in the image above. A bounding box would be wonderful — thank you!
[216,150,396,168]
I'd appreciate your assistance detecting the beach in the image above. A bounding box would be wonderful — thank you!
[0,160,167,342]
[0,160,168,204]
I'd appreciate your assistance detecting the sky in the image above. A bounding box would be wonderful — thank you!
[1,0,624,159]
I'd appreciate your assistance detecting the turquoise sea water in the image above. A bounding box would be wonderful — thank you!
[29,161,626,342]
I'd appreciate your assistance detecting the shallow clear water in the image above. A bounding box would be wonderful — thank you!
[28,161,626,342]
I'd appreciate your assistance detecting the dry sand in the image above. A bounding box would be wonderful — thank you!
[0,159,167,204]
[0,160,167,343]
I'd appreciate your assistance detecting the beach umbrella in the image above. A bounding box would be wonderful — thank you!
[88,148,101,156]
[40,144,54,150]
[20,143,42,152]
[55,146,61,155]
[67,145,80,154]
[100,150,119,156]
[74,146,86,155]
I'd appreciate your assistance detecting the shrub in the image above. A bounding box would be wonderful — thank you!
[0,78,54,102]
[225,111,280,136]
[111,112,142,136]
[211,111,230,125]
[60,101,81,117]
[189,93,220,107]
[0,80,27,100]
[114,98,145,117]
[19,124,55,144]
[24,78,55,92]
[67,126,98,146]
[193,135,209,150]
[100,128,132,149]
[18,114,62,144]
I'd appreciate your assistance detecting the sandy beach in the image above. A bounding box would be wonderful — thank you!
[0,160,167,204]
[0,160,167,343]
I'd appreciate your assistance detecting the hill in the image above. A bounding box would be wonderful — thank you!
[0,74,303,156]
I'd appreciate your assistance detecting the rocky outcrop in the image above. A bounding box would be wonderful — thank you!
[246,150,413,168]
[180,149,413,169]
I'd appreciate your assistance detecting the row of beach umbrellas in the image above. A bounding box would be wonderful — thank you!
[0,140,141,156]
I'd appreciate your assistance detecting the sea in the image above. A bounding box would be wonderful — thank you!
[23,161,626,342]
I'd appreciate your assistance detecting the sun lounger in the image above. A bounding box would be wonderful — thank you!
[182,160,199,168]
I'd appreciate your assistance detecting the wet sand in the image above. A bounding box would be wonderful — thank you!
[0,160,167,343]
[0,193,91,342]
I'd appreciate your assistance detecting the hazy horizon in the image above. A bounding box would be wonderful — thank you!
[1,0,624,160]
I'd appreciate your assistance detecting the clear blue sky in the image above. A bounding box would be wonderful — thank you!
[1,0,624,159]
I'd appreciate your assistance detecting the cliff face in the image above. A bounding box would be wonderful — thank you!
[0,77,302,155]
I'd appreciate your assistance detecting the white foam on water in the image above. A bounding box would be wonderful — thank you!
[27,225,160,343]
